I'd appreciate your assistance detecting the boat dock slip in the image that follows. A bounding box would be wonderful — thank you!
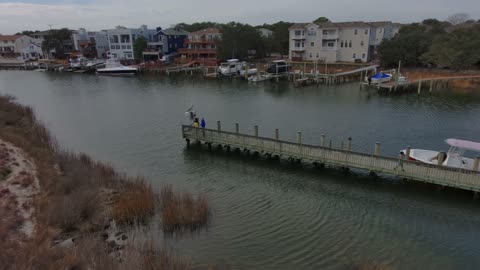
[182,124,480,193]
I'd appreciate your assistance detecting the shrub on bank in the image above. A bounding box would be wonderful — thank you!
[160,185,209,232]
[112,179,156,225]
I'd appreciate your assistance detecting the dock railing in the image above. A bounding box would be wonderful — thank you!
[182,124,480,192]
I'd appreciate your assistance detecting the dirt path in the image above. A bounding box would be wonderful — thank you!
[0,139,40,239]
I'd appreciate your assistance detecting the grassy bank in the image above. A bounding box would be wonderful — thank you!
[0,95,209,269]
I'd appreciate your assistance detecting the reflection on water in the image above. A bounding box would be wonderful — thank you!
[1,71,480,269]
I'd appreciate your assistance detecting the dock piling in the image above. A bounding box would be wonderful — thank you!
[217,121,221,131]
[417,81,422,95]
[347,137,352,151]
[473,157,480,171]
[275,129,279,140]
[235,123,239,134]
[297,131,302,145]
[374,142,381,156]
[320,134,325,147]
[254,125,259,137]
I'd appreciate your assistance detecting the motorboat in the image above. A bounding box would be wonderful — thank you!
[248,72,272,82]
[70,56,87,70]
[400,138,480,171]
[365,72,393,84]
[239,64,258,77]
[266,60,290,74]
[217,59,243,76]
[96,58,137,76]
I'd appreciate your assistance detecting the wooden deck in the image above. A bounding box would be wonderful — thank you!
[372,75,480,92]
[182,124,480,193]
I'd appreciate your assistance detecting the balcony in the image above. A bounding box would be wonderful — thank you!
[292,35,306,40]
[321,46,338,51]
[178,48,217,55]
[291,47,305,51]
[184,38,216,44]
[322,34,338,40]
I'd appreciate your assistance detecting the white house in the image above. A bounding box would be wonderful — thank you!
[289,21,399,63]
[106,25,159,60]
[258,28,274,38]
[0,35,43,60]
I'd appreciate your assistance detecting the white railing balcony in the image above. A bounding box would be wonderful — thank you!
[292,35,306,39]
[292,46,305,51]
[322,34,338,40]
[321,46,338,51]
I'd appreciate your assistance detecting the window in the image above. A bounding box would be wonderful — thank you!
[116,45,121,49]
[308,30,316,36]
[294,30,301,36]
[360,41,364,46]
[349,41,352,48]
[364,29,368,35]
[379,28,383,33]
[113,35,119,43]
[110,45,115,50]
[310,42,314,46]
[121,45,126,49]
[322,30,328,35]
[340,41,343,47]
[327,42,335,47]
[309,53,312,58]
[301,42,304,47]
[354,29,358,35]
[353,53,356,59]
[316,53,319,58]
[126,45,131,49]
[120,34,130,43]
[362,53,366,59]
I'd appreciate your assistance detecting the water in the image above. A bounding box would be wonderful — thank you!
[1,70,480,269]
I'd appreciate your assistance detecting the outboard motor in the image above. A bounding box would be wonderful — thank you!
[437,152,447,165]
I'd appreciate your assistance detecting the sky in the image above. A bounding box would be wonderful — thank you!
[0,0,479,34]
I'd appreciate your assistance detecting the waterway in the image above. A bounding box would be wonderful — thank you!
[1,70,480,269]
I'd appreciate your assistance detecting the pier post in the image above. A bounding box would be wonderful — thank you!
[417,81,422,95]
[406,146,411,160]
[374,142,381,156]
[473,157,480,171]
[275,129,279,140]
[217,121,221,131]
[320,134,325,147]
[347,137,352,151]
[429,80,433,94]
[235,123,239,134]
[297,131,302,145]
[254,125,259,137]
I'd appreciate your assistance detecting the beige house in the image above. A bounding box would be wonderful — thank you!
[289,21,399,63]
[0,35,43,60]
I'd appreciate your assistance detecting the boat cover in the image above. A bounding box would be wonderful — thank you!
[446,138,480,152]
[372,72,391,79]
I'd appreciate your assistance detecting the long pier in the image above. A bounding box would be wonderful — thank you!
[182,124,480,193]
[367,75,480,93]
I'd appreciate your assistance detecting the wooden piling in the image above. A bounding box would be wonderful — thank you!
[254,125,259,137]
[297,131,302,145]
[275,129,279,140]
[374,142,380,156]
[217,121,221,131]
[347,137,352,151]
[235,123,239,134]
[320,134,325,147]
[417,81,422,95]
[429,80,433,94]
[473,157,480,171]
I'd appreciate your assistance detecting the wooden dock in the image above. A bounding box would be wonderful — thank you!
[366,75,480,93]
[182,124,480,193]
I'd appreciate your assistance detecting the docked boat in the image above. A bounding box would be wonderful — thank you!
[266,60,290,74]
[400,138,480,171]
[248,72,272,82]
[366,72,393,84]
[96,58,137,76]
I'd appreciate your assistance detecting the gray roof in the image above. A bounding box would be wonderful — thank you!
[368,21,393,27]
[315,21,337,28]
[288,23,309,30]
[334,21,372,28]
[156,28,189,36]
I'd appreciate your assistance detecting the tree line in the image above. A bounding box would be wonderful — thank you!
[378,14,480,70]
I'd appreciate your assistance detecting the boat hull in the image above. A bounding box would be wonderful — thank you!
[96,69,137,76]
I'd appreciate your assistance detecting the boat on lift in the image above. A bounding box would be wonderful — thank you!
[365,72,393,84]
[400,138,480,171]
[266,60,290,74]
[248,72,272,82]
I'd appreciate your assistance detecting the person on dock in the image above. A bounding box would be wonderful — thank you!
[193,118,199,128]
[201,118,206,128]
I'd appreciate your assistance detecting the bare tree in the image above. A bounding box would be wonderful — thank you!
[447,13,471,25]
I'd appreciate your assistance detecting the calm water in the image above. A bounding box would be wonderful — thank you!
[1,70,480,269]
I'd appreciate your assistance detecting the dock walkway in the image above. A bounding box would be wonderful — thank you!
[182,124,480,193]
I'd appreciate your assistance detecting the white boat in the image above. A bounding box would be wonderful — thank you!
[239,66,258,77]
[218,59,243,76]
[248,72,272,82]
[400,138,480,171]
[96,58,137,76]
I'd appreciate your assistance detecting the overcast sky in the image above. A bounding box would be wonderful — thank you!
[0,0,479,34]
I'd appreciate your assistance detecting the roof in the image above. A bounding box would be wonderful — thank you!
[157,28,189,36]
[446,139,480,152]
[258,28,273,32]
[316,21,337,28]
[288,23,309,30]
[369,21,393,27]
[0,35,22,41]
[190,28,221,35]
[335,21,372,28]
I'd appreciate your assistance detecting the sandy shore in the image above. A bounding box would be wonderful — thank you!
[0,139,40,239]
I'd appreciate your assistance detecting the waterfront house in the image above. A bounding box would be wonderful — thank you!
[106,25,159,60]
[178,28,221,65]
[0,35,43,60]
[71,28,98,58]
[94,31,109,58]
[31,30,75,59]
[155,27,189,56]
[288,21,399,63]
